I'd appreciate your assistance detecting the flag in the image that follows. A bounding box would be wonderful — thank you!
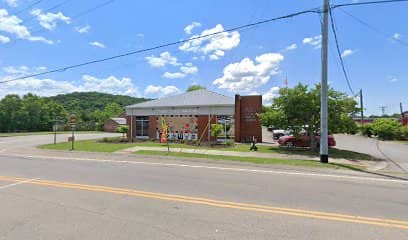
[160,117,167,143]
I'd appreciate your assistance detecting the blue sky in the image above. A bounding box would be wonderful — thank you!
[0,0,407,115]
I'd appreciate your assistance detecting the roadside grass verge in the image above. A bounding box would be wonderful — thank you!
[122,141,373,160]
[39,139,139,153]
[39,137,374,161]
[0,131,103,137]
[134,150,365,170]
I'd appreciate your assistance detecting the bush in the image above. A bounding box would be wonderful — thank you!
[117,125,129,138]
[399,125,408,140]
[210,124,223,138]
[372,119,400,140]
[360,124,374,137]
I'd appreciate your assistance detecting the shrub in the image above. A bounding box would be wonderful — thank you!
[360,124,374,137]
[117,125,129,138]
[210,124,223,138]
[371,119,400,140]
[399,125,408,140]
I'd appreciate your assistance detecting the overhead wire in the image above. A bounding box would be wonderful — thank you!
[331,0,408,9]
[0,8,320,83]
[10,0,45,16]
[328,4,356,96]
[338,8,408,47]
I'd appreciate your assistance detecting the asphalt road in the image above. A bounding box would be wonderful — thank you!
[0,134,407,239]
[335,134,408,173]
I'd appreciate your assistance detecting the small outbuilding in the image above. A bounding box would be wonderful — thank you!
[104,117,127,132]
[125,89,263,143]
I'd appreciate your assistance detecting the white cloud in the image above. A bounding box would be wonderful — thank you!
[144,85,180,97]
[136,33,144,38]
[262,86,280,105]
[30,8,70,31]
[284,43,297,51]
[179,24,240,60]
[81,75,140,96]
[303,35,322,49]
[0,67,141,98]
[180,62,198,74]
[0,8,53,44]
[5,0,18,7]
[184,21,201,34]
[341,49,354,58]
[74,25,90,34]
[162,62,198,79]
[392,33,401,40]
[162,72,186,79]
[387,75,398,83]
[89,41,105,48]
[146,51,180,68]
[213,53,284,93]
[0,34,10,43]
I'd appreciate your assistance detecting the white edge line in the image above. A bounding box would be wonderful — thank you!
[0,178,39,190]
[0,154,407,184]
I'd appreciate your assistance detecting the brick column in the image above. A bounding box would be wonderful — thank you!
[234,95,241,142]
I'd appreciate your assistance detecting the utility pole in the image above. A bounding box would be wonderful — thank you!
[379,106,387,116]
[320,0,329,163]
[360,89,364,126]
[400,102,404,116]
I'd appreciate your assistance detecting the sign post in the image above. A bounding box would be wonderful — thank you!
[70,113,77,151]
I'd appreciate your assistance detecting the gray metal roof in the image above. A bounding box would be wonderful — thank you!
[125,89,234,109]
[111,118,127,125]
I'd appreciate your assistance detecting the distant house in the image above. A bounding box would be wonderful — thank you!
[353,117,374,125]
[104,118,127,132]
[402,111,408,126]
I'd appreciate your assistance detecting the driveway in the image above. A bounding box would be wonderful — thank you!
[335,134,408,173]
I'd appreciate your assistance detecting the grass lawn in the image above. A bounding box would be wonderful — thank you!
[134,150,365,170]
[39,137,373,161]
[122,141,373,160]
[0,131,103,137]
[39,139,140,152]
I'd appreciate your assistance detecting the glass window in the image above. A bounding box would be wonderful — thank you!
[136,116,149,137]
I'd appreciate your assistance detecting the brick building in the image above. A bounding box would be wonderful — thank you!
[125,89,262,143]
[103,118,127,132]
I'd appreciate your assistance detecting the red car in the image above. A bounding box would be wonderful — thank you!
[278,134,336,147]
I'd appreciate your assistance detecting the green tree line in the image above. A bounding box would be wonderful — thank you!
[0,92,147,132]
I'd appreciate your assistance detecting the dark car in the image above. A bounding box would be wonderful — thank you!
[278,133,336,147]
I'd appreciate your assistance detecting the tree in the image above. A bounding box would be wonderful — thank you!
[260,84,358,149]
[186,85,206,92]
[117,125,129,139]
[371,118,400,140]
[211,124,223,144]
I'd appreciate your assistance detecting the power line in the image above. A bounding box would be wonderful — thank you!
[331,0,408,9]
[328,5,356,96]
[338,8,408,47]
[21,0,74,23]
[8,0,116,46]
[0,8,320,84]
[10,0,45,16]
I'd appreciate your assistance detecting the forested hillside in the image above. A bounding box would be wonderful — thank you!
[0,92,148,132]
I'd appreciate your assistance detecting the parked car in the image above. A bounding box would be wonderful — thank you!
[272,129,290,140]
[278,133,336,147]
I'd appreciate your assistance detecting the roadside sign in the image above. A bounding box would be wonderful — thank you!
[70,113,77,126]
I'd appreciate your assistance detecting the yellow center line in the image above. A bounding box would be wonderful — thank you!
[0,175,407,230]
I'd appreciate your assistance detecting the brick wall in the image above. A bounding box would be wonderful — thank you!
[148,116,158,139]
[235,95,262,143]
[197,115,216,142]
[103,119,120,132]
